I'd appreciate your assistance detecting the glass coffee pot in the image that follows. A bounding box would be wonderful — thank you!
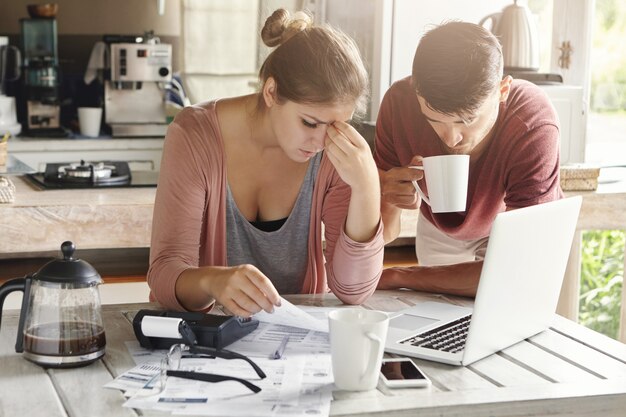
[0,241,106,367]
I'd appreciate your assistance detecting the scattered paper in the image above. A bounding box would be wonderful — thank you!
[125,340,166,364]
[106,304,338,417]
[227,322,330,359]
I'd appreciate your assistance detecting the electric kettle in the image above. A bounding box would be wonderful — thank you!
[479,0,540,72]
[0,241,106,368]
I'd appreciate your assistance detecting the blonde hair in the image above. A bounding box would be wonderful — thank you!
[257,9,369,119]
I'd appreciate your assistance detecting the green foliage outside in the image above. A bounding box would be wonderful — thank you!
[590,0,626,111]
[579,230,624,339]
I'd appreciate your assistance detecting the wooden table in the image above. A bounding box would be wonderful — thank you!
[2,291,626,417]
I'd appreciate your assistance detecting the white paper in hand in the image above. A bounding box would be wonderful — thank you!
[254,297,329,333]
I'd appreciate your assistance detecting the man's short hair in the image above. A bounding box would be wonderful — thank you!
[412,21,503,118]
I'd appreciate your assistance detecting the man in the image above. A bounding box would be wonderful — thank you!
[374,21,563,297]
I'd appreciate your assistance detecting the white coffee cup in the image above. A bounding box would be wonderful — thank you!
[411,154,470,213]
[78,107,102,137]
[328,308,389,391]
[0,95,16,124]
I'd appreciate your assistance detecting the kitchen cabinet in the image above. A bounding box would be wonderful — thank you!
[7,137,164,172]
[540,85,585,164]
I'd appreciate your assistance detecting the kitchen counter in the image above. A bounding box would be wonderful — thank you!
[0,155,36,175]
[2,173,626,257]
[0,175,156,257]
[8,136,165,152]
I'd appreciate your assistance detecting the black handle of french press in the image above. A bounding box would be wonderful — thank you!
[0,277,27,329]
[0,276,33,353]
[0,276,32,354]
[14,277,33,353]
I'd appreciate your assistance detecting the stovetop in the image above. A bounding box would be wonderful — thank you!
[26,161,159,189]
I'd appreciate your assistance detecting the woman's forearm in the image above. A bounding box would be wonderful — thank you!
[344,180,381,242]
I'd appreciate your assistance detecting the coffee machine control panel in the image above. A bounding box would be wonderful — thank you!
[110,43,172,83]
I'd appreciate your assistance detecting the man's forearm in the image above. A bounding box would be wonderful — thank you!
[381,201,402,244]
[378,261,483,298]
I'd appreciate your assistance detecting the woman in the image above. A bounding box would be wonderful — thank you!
[148,9,384,316]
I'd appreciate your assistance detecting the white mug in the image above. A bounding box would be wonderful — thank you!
[0,95,21,136]
[78,107,103,137]
[328,308,389,391]
[411,154,470,213]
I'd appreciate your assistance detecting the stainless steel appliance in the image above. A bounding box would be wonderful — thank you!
[479,0,540,72]
[104,40,172,137]
[20,18,66,136]
[26,160,159,189]
[0,241,106,368]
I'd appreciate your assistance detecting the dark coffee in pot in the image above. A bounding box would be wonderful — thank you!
[24,321,106,356]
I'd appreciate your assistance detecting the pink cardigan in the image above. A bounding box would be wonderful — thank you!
[148,101,384,311]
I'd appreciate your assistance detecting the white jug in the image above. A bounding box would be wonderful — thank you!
[479,0,540,72]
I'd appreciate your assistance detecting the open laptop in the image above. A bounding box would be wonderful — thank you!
[385,196,582,366]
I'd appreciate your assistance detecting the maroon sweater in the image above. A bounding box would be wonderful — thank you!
[375,78,563,241]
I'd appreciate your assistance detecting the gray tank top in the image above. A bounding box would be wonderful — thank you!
[226,153,321,294]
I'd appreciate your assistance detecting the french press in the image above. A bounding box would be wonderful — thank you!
[0,241,106,367]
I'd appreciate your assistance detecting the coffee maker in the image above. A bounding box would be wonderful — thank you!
[104,37,172,137]
[20,18,66,136]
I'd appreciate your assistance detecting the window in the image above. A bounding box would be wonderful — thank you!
[536,0,626,166]
[544,0,626,341]
[528,0,554,73]
[180,0,261,104]
[586,0,626,165]
[180,0,307,105]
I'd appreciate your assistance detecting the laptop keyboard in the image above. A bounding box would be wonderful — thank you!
[399,314,472,353]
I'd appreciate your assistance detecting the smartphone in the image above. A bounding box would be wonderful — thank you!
[379,358,431,388]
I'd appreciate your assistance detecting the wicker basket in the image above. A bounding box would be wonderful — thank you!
[560,164,601,191]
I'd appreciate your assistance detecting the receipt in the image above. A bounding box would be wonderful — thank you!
[254,297,329,333]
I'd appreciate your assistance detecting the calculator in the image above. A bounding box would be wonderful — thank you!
[132,310,259,350]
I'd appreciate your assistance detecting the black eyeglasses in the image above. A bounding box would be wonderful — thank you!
[159,343,265,394]
[141,317,266,395]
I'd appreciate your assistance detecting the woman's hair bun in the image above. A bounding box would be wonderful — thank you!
[261,9,313,48]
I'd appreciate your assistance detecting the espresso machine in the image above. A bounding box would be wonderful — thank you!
[20,18,66,136]
[104,38,172,137]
